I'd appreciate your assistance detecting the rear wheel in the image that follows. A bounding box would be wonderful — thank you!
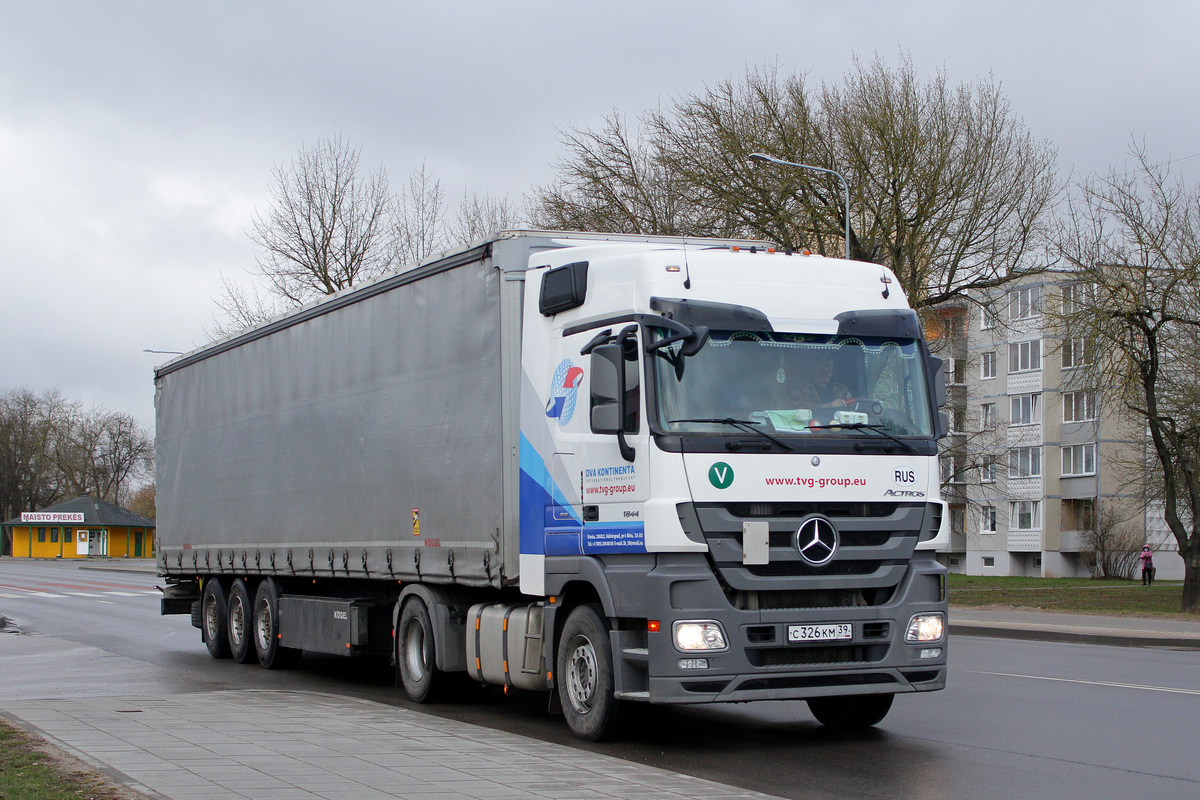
[228,579,254,664]
[201,579,230,659]
[252,578,300,669]
[807,694,894,731]
[556,604,619,741]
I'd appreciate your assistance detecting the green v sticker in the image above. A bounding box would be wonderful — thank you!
[708,462,735,489]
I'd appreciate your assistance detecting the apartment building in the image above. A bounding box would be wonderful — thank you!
[934,272,1183,578]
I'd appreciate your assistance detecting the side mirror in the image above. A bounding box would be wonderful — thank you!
[589,344,623,435]
[928,356,947,408]
[936,411,949,440]
[589,342,636,461]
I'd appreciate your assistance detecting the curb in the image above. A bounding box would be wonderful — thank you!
[950,621,1200,650]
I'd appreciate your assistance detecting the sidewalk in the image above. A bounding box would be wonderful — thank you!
[1,690,783,800]
[950,607,1200,649]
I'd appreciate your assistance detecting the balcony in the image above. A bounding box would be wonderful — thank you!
[1008,530,1042,551]
[1059,530,1088,553]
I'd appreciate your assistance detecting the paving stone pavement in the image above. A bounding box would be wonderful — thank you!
[1,689,785,800]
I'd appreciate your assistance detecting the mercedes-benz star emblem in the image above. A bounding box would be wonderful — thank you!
[794,516,839,567]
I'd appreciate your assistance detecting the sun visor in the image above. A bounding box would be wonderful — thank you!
[835,309,922,339]
[649,297,773,332]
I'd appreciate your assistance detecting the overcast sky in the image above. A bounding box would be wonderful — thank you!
[2,1,1197,431]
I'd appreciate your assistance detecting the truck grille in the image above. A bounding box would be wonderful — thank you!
[683,502,935,609]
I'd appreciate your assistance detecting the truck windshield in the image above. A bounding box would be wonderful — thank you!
[651,329,934,438]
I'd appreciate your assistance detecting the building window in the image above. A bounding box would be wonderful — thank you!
[50,527,59,543]
[38,527,46,543]
[64,529,73,543]
[1009,446,1042,478]
[949,556,961,567]
[1011,500,1040,530]
[980,457,996,483]
[1061,282,1094,314]
[1009,340,1041,373]
[948,314,965,340]
[981,505,997,533]
[981,351,997,380]
[951,506,965,534]
[1009,286,1042,320]
[981,306,998,330]
[1062,443,1096,476]
[1010,393,1041,426]
[981,402,997,430]
[947,358,966,387]
[1062,338,1093,369]
[1063,390,1098,423]
[983,556,995,567]
[1062,498,1095,531]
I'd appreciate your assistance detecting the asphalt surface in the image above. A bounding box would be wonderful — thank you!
[3,557,1199,800]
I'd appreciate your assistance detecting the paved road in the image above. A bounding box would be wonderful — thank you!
[3,559,1199,799]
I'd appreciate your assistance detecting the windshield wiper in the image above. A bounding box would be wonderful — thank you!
[807,422,916,453]
[668,418,795,452]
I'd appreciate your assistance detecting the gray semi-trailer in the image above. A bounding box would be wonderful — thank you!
[157,230,949,740]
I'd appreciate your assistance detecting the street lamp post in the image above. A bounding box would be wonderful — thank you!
[748,153,851,260]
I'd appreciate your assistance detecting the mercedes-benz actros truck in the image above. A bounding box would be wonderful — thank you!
[157,230,949,740]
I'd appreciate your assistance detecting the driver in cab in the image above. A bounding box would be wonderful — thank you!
[794,349,852,408]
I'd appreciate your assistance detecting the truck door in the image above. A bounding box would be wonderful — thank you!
[579,325,649,554]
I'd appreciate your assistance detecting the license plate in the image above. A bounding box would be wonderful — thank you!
[787,623,853,643]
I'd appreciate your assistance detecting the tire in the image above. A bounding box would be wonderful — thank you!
[807,694,894,731]
[200,579,230,659]
[397,597,443,703]
[227,579,254,664]
[252,578,301,669]
[556,604,620,742]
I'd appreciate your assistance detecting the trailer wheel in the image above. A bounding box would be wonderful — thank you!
[228,579,254,663]
[397,597,442,703]
[807,694,894,731]
[556,604,619,741]
[253,578,300,669]
[201,579,230,659]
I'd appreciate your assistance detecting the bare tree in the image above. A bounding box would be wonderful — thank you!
[0,388,69,521]
[127,483,156,521]
[247,135,398,305]
[448,190,523,244]
[1055,142,1200,611]
[395,161,448,264]
[1081,501,1143,580]
[53,407,154,506]
[532,55,1060,310]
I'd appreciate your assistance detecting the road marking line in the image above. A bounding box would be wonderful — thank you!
[0,593,24,598]
[65,592,105,597]
[26,591,68,598]
[977,671,1200,696]
[102,591,144,597]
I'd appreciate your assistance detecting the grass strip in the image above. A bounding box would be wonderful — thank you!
[0,718,146,800]
[948,574,1193,618]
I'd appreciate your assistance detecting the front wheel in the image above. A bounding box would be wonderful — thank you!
[556,604,619,741]
[397,598,442,703]
[807,694,894,731]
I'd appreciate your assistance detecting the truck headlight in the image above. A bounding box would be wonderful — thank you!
[673,620,729,652]
[905,612,945,643]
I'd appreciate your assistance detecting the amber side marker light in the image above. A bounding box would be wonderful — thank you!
[647,620,661,632]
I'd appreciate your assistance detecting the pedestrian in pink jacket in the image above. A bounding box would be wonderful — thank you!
[1140,545,1155,585]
